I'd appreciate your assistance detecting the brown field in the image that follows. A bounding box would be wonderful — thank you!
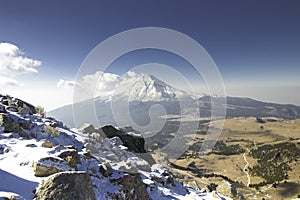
[157,117,300,200]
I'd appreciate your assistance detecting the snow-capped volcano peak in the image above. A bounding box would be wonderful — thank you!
[112,71,178,102]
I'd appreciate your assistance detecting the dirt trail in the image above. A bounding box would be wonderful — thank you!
[243,148,251,187]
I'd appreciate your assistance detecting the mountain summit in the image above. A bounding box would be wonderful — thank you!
[112,71,177,102]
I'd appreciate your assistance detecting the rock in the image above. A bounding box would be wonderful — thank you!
[4,147,9,153]
[58,149,81,168]
[19,120,34,130]
[41,141,54,148]
[85,143,99,154]
[0,114,19,133]
[91,132,104,142]
[35,171,96,200]
[99,125,155,164]
[25,144,37,147]
[113,174,150,200]
[150,164,175,186]
[216,180,237,199]
[99,163,113,177]
[6,106,18,112]
[0,113,29,138]
[79,123,95,134]
[100,125,145,153]
[34,157,70,177]
[0,104,6,113]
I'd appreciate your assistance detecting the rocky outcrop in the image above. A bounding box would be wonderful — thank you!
[58,149,81,169]
[79,123,96,134]
[35,172,96,200]
[0,113,29,138]
[112,174,150,200]
[216,180,238,199]
[34,157,71,177]
[99,125,155,165]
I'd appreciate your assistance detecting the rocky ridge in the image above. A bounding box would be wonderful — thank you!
[0,94,230,200]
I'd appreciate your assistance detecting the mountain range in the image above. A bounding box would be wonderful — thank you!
[49,72,300,132]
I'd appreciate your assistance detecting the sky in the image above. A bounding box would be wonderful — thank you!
[0,0,300,110]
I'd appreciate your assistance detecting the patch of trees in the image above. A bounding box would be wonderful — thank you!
[212,141,245,155]
[249,142,300,184]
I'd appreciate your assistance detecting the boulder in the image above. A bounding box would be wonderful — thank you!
[35,172,96,200]
[58,149,81,168]
[0,113,29,138]
[79,123,95,134]
[34,157,70,177]
[0,104,6,113]
[99,163,113,177]
[41,141,54,148]
[113,174,150,200]
[216,180,237,199]
[100,125,155,165]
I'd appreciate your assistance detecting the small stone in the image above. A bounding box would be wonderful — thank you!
[41,141,54,148]
[4,148,9,153]
[26,144,37,147]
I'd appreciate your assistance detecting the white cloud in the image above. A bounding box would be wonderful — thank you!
[0,76,18,86]
[79,71,121,91]
[0,42,42,86]
[57,79,76,88]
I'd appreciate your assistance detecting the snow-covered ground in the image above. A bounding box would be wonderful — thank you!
[0,94,230,200]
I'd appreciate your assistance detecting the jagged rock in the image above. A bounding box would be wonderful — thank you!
[216,180,237,199]
[79,123,95,134]
[99,163,113,177]
[85,143,99,153]
[58,149,81,168]
[0,104,6,113]
[0,113,29,138]
[91,132,104,142]
[113,174,150,200]
[35,172,96,200]
[150,164,175,186]
[19,120,33,130]
[99,125,155,165]
[34,157,70,177]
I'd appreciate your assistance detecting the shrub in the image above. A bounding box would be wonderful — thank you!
[44,125,59,137]
[35,106,46,117]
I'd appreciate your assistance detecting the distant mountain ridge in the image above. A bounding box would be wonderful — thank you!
[49,73,300,129]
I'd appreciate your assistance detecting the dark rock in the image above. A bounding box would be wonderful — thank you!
[26,144,37,147]
[99,125,155,165]
[113,174,150,200]
[58,149,81,168]
[0,104,6,113]
[0,113,29,138]
[99,163,113,177]
[256,117,266,124]
[79,123,95,134]
[35,172,96,200]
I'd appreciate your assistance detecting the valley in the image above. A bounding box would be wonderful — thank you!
[155,117,300,200]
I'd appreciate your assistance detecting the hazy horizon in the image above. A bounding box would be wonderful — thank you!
[1,1,300,110]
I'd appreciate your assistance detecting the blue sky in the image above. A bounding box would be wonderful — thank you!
[0,1,300,109]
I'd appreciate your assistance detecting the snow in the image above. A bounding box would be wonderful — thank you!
[0,93,230,200]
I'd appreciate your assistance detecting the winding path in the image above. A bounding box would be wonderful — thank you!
[243,149,251,187]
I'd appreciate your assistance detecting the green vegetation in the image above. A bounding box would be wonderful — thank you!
[249,142,300,184]
[212,141,245,155]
